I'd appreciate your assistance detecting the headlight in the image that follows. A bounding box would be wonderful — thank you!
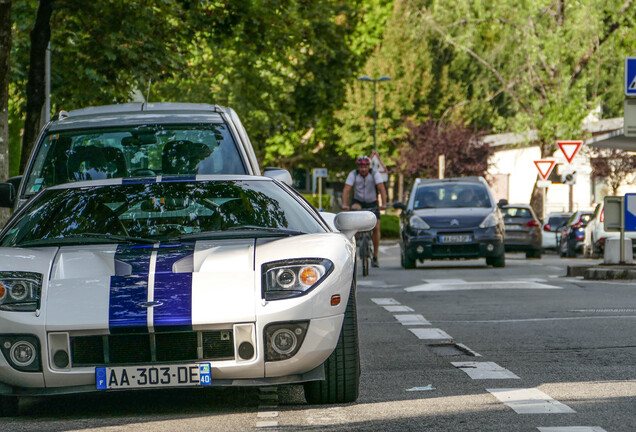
[262,259,333,300]
[479,212,499,228]
[0,272,43,312]
[409,216,430,230]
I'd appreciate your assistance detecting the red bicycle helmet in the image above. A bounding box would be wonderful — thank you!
[356,156,370,166]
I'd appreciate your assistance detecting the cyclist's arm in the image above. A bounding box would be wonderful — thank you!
[342,184,352,211]
[377,181,387,210]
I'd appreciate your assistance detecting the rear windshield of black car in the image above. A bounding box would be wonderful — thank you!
[502,207,533,218]
[413,183,492,209]
[23,123,246,197]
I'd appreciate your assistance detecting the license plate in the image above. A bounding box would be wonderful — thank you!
[505,224,522,231]
[439,234,472,243]
[96,363,211,390]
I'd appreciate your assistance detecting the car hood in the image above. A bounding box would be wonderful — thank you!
[44,240,257,332]
[413,207,492,229]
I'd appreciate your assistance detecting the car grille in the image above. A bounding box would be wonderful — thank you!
[70,330,234,367]
[431,244,480,257]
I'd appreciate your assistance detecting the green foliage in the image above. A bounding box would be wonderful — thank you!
[301,193,332,211]
[380,213,399,238]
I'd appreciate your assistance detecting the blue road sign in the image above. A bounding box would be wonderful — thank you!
[626,57,636,96]
[624,193,636,231]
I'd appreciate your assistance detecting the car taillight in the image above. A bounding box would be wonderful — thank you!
[572,222,582,229]
[600,208,604,222]
[526,220,540,227]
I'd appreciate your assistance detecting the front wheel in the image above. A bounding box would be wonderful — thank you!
[487,253,505,267]
[402,248,416,269]
[304,288,360,404]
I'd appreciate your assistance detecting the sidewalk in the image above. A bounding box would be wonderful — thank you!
[567,264,636,280]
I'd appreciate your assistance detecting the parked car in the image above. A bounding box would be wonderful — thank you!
[393,176,505,269]
[0,103,291,211]
[0,175,376,416]
[541,212,572,251]
[500,204,542,258]
[582,203,636,258]
[558,210,594,257]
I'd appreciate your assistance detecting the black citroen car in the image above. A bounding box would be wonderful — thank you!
[393,177,505,269]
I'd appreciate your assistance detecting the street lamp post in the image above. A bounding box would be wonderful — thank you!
[358,75,391,153]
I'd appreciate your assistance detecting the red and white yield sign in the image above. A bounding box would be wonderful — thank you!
[557,140,583,164]
[534,160,556,180]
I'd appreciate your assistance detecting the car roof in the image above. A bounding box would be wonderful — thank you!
[46,175,275,191]
[413,176,486,186]
[502,204,532,209]
[47,103,229,132]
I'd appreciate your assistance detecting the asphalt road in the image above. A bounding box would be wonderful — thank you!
[2,244,635,432]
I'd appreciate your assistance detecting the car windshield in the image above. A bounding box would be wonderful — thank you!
[547,215,570,230]
[23,123,246,196]
[413,183,491,209]
[0,180,325,247]
[502,207,532,218]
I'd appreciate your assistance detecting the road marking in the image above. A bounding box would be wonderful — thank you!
[384,305,414,312]
[434,316,636,324]
[258,412,279,418]
[451,361,520,379]
[487,388,576,414]
[371,298,401,305]
[537,427,607,432]
[256,421,279,428]
[306,408,347,425]
[394,314,430,326]
[257,387,279,429]
[405,280,560,292]
[455,343,482,357]
[409,328,453,340]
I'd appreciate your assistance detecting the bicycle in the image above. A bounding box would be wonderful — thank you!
[358,229,373,276]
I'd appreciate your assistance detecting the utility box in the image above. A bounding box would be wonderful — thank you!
[604,196,622,232]
[604,238,633,264]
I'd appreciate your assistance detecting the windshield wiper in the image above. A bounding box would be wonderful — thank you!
[174,226,305,241]
[15,233,156,247]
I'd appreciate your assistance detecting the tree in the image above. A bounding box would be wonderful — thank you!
[590,148,636,195]
[0,0,11,226]
[398,118,490,182]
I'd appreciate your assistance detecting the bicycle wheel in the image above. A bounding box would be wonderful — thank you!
[360,234,370,276]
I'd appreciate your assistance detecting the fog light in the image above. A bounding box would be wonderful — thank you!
[271,329,297,355]
[238,342,255,360]
[486,243,494,252]
[53,350,69,368]
[416,245,424,254]
[10,341,36,367]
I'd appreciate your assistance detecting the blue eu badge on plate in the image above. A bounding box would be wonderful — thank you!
[96,367,107,389]
[199,363,211,386]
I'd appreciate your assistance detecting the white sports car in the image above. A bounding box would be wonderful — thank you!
[0,175,375,416]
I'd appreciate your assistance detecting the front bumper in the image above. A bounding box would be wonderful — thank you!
[0,313,344,396]
[402,227,504,261]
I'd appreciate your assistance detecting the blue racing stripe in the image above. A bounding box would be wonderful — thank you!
[152,243,196,330]
[109,245,153,332]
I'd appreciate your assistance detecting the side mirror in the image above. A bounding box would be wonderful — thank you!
[497,199,508,208]
[543,224,551,232]
[0,182,16,208]
[392,202,406,211]
[263,167,293,186]
[334,211,376,240]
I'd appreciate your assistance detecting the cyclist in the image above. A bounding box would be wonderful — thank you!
[342,156,387,267]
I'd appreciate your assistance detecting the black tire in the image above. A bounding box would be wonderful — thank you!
[403,252,416,269]
[304,287,360,404]
[566,240,576,258]
[488,253,505,267]
[0,396,19,417]
[362,255,369,276]
[526,249,541,259]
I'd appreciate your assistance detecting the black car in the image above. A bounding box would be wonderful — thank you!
[501,204,542,258]
[393,177,505,269]
[558,210,593,257]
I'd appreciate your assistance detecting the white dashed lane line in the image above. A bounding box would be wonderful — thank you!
[371,298,401,305]
[408,328,453,340]
[451,361,520,379]
[256,387,279,429]
[537,427,608,432]
[383,305,414,312]
[393,314,431,326]
[487,388,576,414]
